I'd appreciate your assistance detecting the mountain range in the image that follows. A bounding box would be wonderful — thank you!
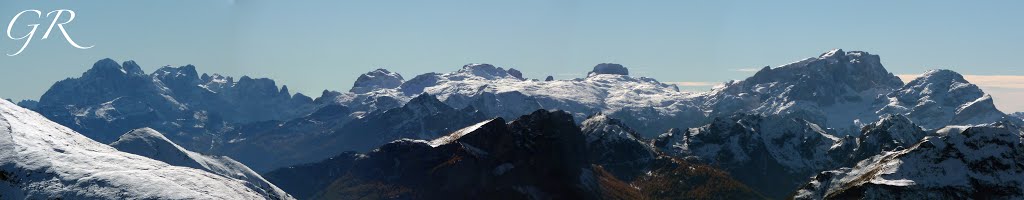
[26,59,316,151]
[5,48,1022,199]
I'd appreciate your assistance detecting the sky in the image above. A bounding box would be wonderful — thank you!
[0,0,1022,112]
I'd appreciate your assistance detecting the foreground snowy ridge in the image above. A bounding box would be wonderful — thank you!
[111,128,293,199]
[0,100,290,199]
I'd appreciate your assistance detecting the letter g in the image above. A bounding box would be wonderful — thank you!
[7,10,41,56]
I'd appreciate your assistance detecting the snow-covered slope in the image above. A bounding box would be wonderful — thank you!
[0,99,283,199]
[794,121,1024,199]
[110,128,293,199]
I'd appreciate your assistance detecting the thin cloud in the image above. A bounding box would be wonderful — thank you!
[730,68,762,72]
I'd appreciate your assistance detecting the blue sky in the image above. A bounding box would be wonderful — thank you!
[1,0,1022,112]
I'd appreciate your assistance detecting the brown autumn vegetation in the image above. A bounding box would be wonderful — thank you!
[312,174,414,200]
[632,156,767,200]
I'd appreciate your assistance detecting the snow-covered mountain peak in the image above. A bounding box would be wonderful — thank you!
[153,65,203,93]
[873,114,912,126]
[580,112,645,144]
[870,114,924,139]
[818,48,846,60]
[581,112,613,126]
[112,127,178,148]
[589,62,626,76]
[898,69,974,97]
[121,60,146,75]
[507,68,524,79]
[350,68,405,93]
[112,128,235,180]
[703,49,903,129]
[847,114,927,163]
[457,63,513,79]
[881,68,1005,129]
[897,69,978,100]
[83,58,145,78]
[578,113,659,181]
[653,128,682,147]
[915,69,968,84]
[202,73,233,84]
[153,64,200,81]
[589,63,629,76]
[816,49,873,64]
[236,76,282,94]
